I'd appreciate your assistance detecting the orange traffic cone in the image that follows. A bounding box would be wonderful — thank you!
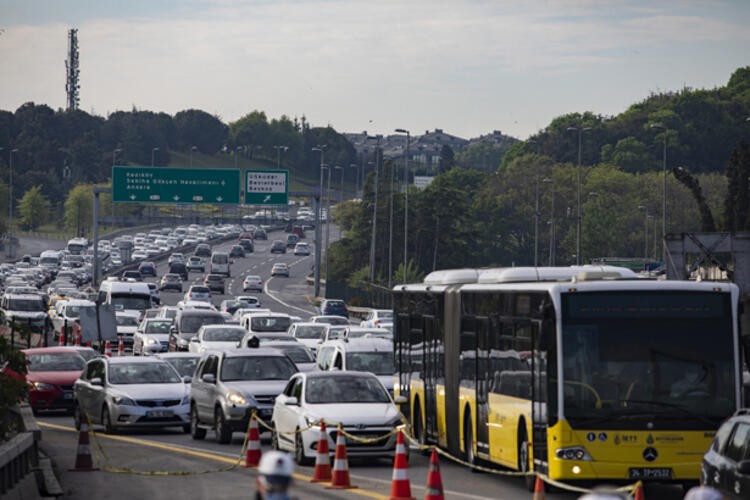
[117,335,125,356]
[59,329,65,346]
[69,421,98,471]
[326,425,356,489]
[389,430,415,500]
[424,448,444,500]
[104,340,112,357]
[532,475,545,500]
[310,421,332,483]
[244,413,262,467]
[633,481,645,500]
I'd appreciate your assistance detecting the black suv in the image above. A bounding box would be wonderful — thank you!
[701,408,750,498]
[204,273,226,294]
[270,240,286,254]
[195,244,212,258]
[238,238,254,253]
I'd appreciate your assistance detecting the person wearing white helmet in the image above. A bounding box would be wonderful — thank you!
[255,450,295,500]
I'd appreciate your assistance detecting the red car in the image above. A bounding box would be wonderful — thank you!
[22,347,87,414]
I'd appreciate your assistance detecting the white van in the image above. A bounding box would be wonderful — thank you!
[315,337,395,394]
[97,279,152,317]
[210,251,231,277]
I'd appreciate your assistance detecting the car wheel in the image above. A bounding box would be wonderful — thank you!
[73,403,82,430]
[182,424,190,434]
[215,407,232,444]
[294,429,312,466]
[464,416,479,473]
[413,405,429,455]
[191,406,206,440]
[102,406,116,434]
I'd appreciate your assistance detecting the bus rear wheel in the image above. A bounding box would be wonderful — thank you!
[413,405,429,455]
[518,429,535,491]
[464,416,481,473]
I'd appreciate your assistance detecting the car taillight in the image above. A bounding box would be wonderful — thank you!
[374,319,380,325]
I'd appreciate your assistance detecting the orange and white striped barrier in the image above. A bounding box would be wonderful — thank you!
[388,430,414,500]
[69,422,98,472]
[117,335,125,356]
[310,421,332,483]
[326,424,356,490]
[244,413,262,467]
[424,448,444,500]
[104,340,112,357]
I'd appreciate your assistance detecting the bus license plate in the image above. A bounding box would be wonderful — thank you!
[629,468,672,479]
[146,410,173,418]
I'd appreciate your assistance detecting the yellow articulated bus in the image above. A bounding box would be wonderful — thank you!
[393,266,742,491]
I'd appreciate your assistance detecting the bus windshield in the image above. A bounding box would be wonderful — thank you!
[110,294,151,312]
[560,291,735,429]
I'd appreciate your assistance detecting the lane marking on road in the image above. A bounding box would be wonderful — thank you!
[263,277,314,315]
[38,421,388,499]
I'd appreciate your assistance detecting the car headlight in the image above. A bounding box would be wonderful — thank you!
[112,395,136,406]
[384,414,404,427]
[146,338,158,345]
[555,446,592,461]
[180,395,190,405]
[227,391,247,406]
[32,382,57,391]
[304,414,321,427]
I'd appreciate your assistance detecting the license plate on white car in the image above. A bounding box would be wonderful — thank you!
[146,410,173,418]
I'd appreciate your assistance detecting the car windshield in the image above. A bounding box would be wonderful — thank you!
[27,352,85,371]
[203,327,245,342]
[306,376,390,404]
[145,320,173,333]
[164,358,199,378]
[8,298,44,311]
[180,315,223,334]
[108,362,181,384]
[327,327,347,340]
[220,356,297,381]
[190,286,210,294]
[294,325,326,339]
[116,315,139,326]
[111,294,150,311]
[250,316,291,332]
[346,352,394,376]
[277,346,315,363]
[66,305,83,318]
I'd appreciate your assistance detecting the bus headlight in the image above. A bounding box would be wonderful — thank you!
[555,446,592,461]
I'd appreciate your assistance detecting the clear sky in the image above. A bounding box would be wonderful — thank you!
[0,0,748,140]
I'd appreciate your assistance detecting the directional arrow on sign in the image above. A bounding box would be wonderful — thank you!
[221,180,226,186]
[173,195,180,201]
[129,194,137,200]
[263,195,271,202]
[216,196,223,202]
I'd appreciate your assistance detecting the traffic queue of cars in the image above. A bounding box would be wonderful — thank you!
[14,221,405,466]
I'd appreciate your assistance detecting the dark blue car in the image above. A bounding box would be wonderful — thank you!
[319,299,348,318]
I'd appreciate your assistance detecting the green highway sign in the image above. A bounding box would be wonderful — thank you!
[245,169,289,205]
[112,166,240,204]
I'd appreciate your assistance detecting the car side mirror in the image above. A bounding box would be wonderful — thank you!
[738,459,750,475]
[170,326,177,334]
[91,377,104,386]
[284,397,299,406]
[182,375,192,384]
[393,395,408,405]
[201,373,216,384]
[190,337,200,343]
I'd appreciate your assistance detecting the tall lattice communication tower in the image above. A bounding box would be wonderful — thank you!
[65,28,80,110]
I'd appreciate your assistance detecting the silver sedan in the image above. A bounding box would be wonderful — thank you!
[73,357,190,434]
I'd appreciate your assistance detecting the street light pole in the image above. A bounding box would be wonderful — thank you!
[274,145,288,169]
[395,128,410,283]
[324,164,332,290]
[8,148,18,258]
[335,165,344,241]
[349,164,358,199]
[311,146,326,297]
[650,124,668,264]
[567,126,591,265]
[367,136,382,283]
[543,177,555,266]
[639,205,648,259]
[151,147,159,167]
[190,146,197,167]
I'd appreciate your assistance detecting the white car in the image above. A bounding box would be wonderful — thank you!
[293,242,311,256]
[359,309,394,330]
[242,275,263,293]
[132,318,173,356]
[188,324,247,353]
[115,311,141,351]
[286,322,327,353]
[272,371,406,465]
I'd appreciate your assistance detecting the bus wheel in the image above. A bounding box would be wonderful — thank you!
[413,405,429,455]
[518,429,535,491]
[464,417,481,473]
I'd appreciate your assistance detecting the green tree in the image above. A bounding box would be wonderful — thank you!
[17,185,50,230]
[173,109,227,155]
[64,184,93,237]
